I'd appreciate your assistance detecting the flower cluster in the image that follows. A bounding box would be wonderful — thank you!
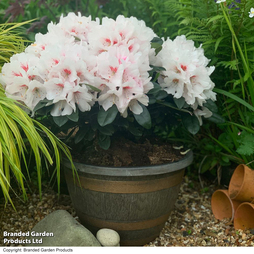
[0,12,217,143]
[154,36,216,124]
[0,13,155,117]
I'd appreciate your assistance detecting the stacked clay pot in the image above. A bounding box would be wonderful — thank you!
[211,164,254,230]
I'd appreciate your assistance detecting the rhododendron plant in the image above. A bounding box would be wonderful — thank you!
[154,36,216,123]
[0,13,218,150]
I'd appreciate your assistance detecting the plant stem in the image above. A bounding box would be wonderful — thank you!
[220,3,254,106]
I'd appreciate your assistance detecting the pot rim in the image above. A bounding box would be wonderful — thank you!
[63,150,193,177]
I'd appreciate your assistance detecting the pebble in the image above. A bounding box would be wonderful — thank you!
[96,228,120,246]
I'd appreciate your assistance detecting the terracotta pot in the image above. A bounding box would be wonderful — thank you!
[63,150,193,246]
[228,164,254,202]
[211,189,241,222]
[234,202,254,230]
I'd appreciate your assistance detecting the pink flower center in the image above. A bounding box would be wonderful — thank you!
[118,56,127,64]
[21,64,28,72]
[104,38,111,46]
[53,59,59,64]
[173,79,179,84]
[110,66,118,74]
[13,71,22,77]
[128,45,133,51]
[119,32,125,39]
[64,69,71,75]
[181,65,187,71]
[28,75,36,80]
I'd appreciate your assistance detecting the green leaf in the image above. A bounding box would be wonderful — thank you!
[155,90,168,100]
[148,96,157,104]
[85,129,95,141]
[148,82,162,95]
[114,117,129,128]
[128,126,143,137]
[98,124,115,136]
[221,155,230,163]
[237,131,254,156]
[203,99,218,113]
[158,101,192,114]
[200,156,218,174]
[207,113,225,124]
[155,46,163,54]
[33,99,50,112]
[97,105,118,127]
[214,88,254,112]
[151,37,163,45]
[150,65,166,72]
[173,97,186,109]
[85,84,101,92]
[214,36,226,53]
[182,115,200,135]
[151,43,162,51]
[207,15,224,24]
[67,110,79,122]
[200,157,213,174]
[74,125,90,144]
[133,104,152,129]
[150,38,163,54]
[53,116,69,127]
[98,133,111,150]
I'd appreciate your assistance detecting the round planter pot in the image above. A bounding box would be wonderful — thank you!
[234,202,254,230]
[63,150,193,246]
[211,189,241,223]
[228,164,254,202]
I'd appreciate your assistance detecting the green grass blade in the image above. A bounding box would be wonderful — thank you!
[214,88,254,112]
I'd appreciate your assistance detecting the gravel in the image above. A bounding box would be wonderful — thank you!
[1,176,254,247]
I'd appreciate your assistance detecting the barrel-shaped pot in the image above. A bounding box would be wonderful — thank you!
[63,151,193,246]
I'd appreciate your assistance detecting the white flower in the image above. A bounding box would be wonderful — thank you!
[96,45,152,116]
[40,44,95,115]
[154,35,216,107]
[193,106,213,125]
[56,12,100,42]
[88,15,156,56]
[1,42,95,115]
[50,100,74,116]
[249,7,254,18]
[216,0,226,3]
[25,28,74,56]
[0,52,43,107]
[25,80,47,110]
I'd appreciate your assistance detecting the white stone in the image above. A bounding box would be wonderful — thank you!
[96,228,120,246]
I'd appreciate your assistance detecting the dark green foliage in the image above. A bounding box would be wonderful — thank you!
[237,131,254,156]
[98,105,118,127]
[182,115,200,135]
[133,104,152,130]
